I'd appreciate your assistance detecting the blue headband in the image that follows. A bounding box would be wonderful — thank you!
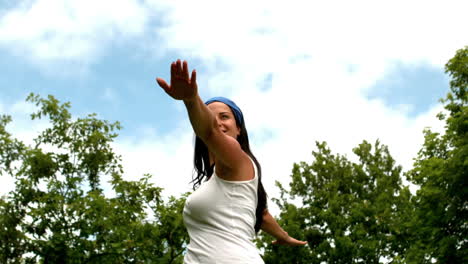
[205,97,244,125]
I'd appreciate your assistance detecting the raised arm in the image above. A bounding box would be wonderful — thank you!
[261,210,307,246]
[156,60,249,174]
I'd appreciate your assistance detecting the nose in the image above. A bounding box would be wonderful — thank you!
[218,120,225,128]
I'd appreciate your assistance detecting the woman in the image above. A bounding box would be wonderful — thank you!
[156,60,306,263]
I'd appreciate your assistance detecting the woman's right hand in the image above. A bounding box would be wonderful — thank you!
[156,59,198,101]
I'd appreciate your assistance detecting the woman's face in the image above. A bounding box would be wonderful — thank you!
[207,102,240,139]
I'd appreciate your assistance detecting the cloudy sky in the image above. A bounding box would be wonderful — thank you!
[1,0,467,211]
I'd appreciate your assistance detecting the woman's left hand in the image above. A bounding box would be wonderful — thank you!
[272,232,307,246]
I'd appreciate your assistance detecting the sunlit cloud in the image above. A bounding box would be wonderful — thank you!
[0,0,151,69]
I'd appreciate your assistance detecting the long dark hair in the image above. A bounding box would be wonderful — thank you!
[192,109,267,233]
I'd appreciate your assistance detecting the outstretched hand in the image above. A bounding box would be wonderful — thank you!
[272,232,307,246]
[156,59,198,101]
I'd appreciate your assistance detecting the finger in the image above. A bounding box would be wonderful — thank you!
[176,59,182,76]
[183,61,189,80]
[171,62,177,79]
[156,78,170,92]
[191,69,197,86]
[292,240,307,246]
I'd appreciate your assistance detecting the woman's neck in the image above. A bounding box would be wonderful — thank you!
[209,152,215,166]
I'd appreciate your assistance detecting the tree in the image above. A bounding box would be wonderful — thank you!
[258,140,412,264]
[0,115,29,263]
[405,46,467,263]
[0,94,188,263]
[258,47,467,264]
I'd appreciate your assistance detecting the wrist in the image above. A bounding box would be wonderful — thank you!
[183,95,198,105]
[279,230,289,240]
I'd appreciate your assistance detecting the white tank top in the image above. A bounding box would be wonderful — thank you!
[183,158,264,264]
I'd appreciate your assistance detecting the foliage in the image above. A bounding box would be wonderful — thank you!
[0,94,188,263]
[258,140,412,263]
[404,46,467,263]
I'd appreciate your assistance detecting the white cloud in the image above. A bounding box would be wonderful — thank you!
[113,122,195,197]
[0,0,150,64]
[151,0,467,71]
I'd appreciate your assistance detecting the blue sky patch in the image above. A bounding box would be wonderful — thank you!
[259,72,273,92]
[0,41,188,138]
[367,63,449,117]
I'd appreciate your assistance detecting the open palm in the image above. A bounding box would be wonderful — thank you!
[156,59,198,101]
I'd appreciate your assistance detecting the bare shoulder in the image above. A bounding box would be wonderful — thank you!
[215,151,255,182]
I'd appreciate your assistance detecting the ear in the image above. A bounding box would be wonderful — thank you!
[236,125,241,137]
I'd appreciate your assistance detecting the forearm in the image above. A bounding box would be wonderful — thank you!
[183,95,216,140]
[260,210,288,241]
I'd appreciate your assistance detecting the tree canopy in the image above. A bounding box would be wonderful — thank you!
[257,140,412,264]
[404,46,467,263]
[0,94,188,263]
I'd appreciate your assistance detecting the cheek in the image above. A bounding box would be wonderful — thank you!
[231,120,239,129]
